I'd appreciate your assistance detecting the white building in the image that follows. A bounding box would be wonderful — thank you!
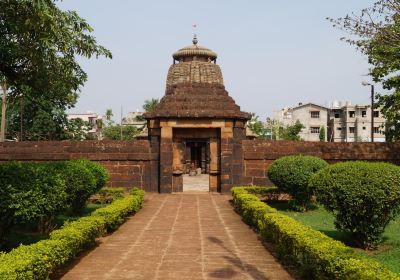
[67,111,102,139]
[273,103,329,141]
[328,101,385,142]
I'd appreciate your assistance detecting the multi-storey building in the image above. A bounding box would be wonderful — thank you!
[328,102,385,142]
[272,101,386,142]
[273,103,329,141]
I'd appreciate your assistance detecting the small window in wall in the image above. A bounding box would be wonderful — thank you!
[349,111,355,118]
[334,112,340,118]
[362,111,367,118]
[374,127,380,134]
[363,126,366,130]
[374,111,380,118]
[310,127,320,134]
[349,127,355,134]
[336,127,342,131]
[311,111,320,118]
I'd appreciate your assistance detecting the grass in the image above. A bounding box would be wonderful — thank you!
[3,203,106,252]
[268,201,400,274]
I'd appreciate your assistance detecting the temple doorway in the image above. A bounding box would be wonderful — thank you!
[172,128,220,193]
[183,140,209,192]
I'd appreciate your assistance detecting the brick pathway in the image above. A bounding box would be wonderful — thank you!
[60,194,293,280]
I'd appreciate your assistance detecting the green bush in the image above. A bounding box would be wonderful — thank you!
[97,187,125,204]
[267,155,328,211]
[92,188,144,231]
[54,161,97,214]
[309,161,400,249]
[0,162,67,243]
[0,189,144,280]
[76,160,109,190]
[232,187,400,279]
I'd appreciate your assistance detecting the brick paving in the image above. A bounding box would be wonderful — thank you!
[60,194,293,280]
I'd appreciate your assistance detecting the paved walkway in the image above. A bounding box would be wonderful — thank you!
[60,194,293,280]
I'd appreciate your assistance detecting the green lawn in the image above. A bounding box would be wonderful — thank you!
[3,203,106,252]
[268,201,400,274]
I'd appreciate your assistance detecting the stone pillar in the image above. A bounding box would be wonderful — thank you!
[209,138,220,192]
[160,126,173,193]
[172,141,184,192]
[220,126,234,192]
[232,120,246,187]
[147,119,160,192]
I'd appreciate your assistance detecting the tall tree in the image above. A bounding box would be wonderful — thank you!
[142,98,159,113]
[329,0,400,141]
[0,0,112,140]
[278,120,305,141]
[247,113,268,139]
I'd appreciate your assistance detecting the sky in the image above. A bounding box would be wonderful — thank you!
[58,0,378,121]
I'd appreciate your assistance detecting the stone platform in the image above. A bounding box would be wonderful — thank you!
[59,193,293,280]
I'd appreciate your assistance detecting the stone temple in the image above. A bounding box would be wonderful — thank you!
[144,36,251,193]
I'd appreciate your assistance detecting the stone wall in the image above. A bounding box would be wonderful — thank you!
[242,140,400,186]
[0,140,158,191]
[1,139,400,192]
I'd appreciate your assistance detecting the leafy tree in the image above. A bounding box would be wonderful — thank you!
[329,0,400,141]
[142,98,159,113]
[247,113,268,138]
[279,120,304,141]
[136,98,160,121]
[319,126,326,142]
[0,0,111,140]
[103,125,138,140]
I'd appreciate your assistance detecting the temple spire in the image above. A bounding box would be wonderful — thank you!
[192,24,198,45]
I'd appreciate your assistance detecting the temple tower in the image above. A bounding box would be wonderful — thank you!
[145,36,250,193]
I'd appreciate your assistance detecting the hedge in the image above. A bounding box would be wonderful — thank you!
[232,187,400,280]
[0,188,145,280]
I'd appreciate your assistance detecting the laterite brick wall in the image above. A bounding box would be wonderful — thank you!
[242,140,400,186]
[0,140,157,190]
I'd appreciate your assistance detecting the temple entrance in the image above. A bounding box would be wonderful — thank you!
[182,140,209,192]
[172,128,220,192]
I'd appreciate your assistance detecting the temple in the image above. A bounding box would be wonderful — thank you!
[144,36,251,193]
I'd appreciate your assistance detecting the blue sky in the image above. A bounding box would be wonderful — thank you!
[58,0,377,120]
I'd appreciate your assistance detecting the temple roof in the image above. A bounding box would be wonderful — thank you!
[144,37,250,121]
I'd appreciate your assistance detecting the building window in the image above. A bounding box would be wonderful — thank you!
[311,111,320,118]
[349,111,355,118]
[334,112,340,118]
[310,127,320,134]
[374,127,380,134]
[363,126,366,130]
[362,111,367,118]
[349,127,355,134]
[336,127,342,131]
[374,111,380,118]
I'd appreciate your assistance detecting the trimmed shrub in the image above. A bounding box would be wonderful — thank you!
[0,189,145,280]
[0,162,67,242]
[96,187,125,204]
[267,155,328,211]
[309,161,400,249]
[76,160,109,190]
[92,188,144,231]
[54,161,97,214]
[232,187,400,279]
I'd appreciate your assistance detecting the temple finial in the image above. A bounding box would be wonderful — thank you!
[192,24,198,45]
[192,34,198,45]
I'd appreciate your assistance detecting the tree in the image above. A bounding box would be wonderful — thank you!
[329,0,400,141]
[103,125,138,140]
[247,113,268,138]
[142,98,159,113]
[279,120,304,141]
[319,126,326,142]
[0,0,112,140]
